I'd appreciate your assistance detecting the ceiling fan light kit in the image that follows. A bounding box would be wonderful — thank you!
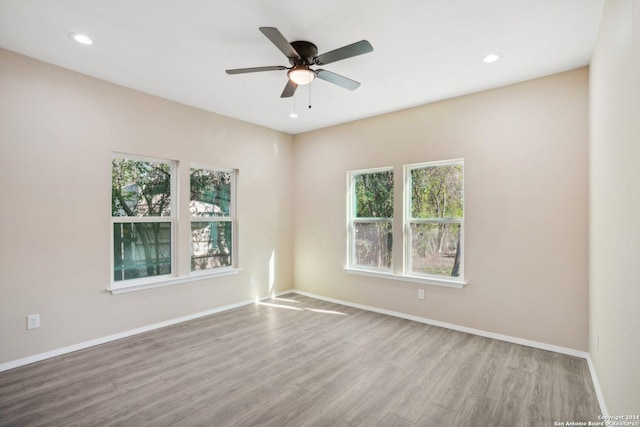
[288,66,315,85]
[226,27,373,98]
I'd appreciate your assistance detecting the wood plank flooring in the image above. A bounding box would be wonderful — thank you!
[0,293,601,426]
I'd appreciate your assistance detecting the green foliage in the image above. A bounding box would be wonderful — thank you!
[354,222,393,269]
[354,170,393,218]
[411,165,463,219]
[190,169,231,216]
[113,222,171,281]
[112,158,173,280]
[352,170,394,269]
[410,223,460,277]
[190,169,233,270]
[191,221,232,270]
[111,159,235,280]
[112,158,172,217]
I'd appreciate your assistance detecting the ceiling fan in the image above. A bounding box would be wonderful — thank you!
[226,27,373,98]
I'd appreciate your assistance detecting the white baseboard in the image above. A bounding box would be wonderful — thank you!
[585,354,609,418]
[0,289,294,373]
[292,289,611,417]
[0,287,609,418]
[291,289,589,358]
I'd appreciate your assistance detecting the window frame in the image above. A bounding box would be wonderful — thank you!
[347,166,394,273]
[404,159,465,283]
[109,155,240,295]
[345,159,467,289]
[189,163,237,276]
[110,153,177,289]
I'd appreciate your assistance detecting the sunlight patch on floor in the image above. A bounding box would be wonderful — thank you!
[257,297,349,316]
[258,301,303,311]
[304,308,348,316]
[271,297,300,304]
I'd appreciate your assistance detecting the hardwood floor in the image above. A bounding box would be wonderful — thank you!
[0,293,601,426]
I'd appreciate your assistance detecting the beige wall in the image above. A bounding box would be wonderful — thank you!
[0,49,294,364]
[590,0,640,414]
[293,68,590,351]
[0,47,593,368]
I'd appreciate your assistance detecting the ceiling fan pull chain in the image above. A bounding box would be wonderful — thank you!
[289,93,298,118]
[308,83,312,109]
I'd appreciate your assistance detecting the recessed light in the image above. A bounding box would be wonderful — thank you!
[483,53,500,64]
[289,112,299,118]
[70,33,93,45]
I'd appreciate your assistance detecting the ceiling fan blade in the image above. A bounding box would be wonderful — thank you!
[259,27,300,59]
[315,70,361,91]
[226,66,286,75]
[280,80,298,98]
[315,40,373,65]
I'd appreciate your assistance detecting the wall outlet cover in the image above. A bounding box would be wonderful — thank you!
[27,314,40,330]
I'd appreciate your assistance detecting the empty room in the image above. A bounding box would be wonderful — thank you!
[0,0,638,425]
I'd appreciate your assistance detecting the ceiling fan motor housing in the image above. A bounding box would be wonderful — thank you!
[289,41,318,66]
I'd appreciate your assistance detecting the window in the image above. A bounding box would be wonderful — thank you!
[406,159,464,279]
[110,155,240,293]
[190,166,236,272]
[112,155,175,282]
[346,159,465,288]
[348,168,394,271]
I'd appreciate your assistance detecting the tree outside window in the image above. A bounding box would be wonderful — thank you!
[111,156,175,282]
[407,161,464,278]
[190,167,235,272]
[347,160,464,283]
[349,168,394,270]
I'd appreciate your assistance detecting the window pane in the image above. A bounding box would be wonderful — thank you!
[191,221,232,271]
[113,222,172,281]
[410,223,461,277]
[353,222,392,269]
[411,164,463,219]
[112,158,172,217]
[354,171,393,218]
[190,168,232,217]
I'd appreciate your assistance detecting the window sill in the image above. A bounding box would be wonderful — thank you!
[107,268,240,295]
[344,268,467,289]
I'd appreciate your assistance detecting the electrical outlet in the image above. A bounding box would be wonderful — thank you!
[418,289,425,300]
[249,275,255,286]
[27,314,40,330]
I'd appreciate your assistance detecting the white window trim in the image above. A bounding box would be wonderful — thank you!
[109,156,240,295]
[111,153,178,288]
[404,158,465,283]
[107,268,240,295]
[344,267,466,288]
[347,167,394,272]
[189,164,238,274]
[345,159,467,289]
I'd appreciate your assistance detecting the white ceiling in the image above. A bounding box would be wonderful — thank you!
[0,0,604,135]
